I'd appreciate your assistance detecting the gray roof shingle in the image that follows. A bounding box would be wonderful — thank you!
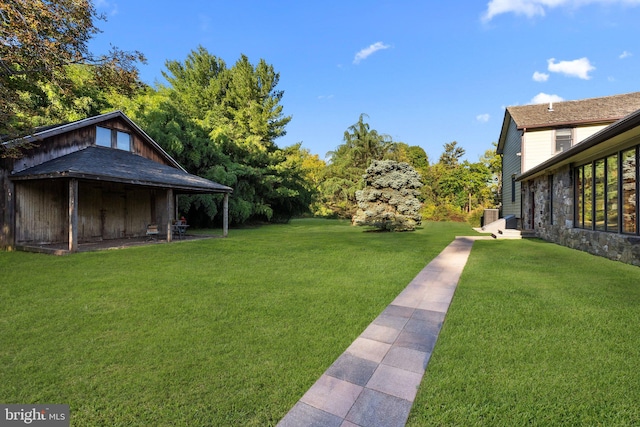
[10,146,232,194]
[507,92,640,129]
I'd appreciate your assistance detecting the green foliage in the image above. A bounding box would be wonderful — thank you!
[353,160,423,231]
[421,141,497,222]
[120,47,306,226]
[319,114,423,218]
[0,0,145,140]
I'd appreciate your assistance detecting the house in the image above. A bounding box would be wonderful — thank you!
[516,107,640,266]
[496,92,640,227]
[0,111,233,254]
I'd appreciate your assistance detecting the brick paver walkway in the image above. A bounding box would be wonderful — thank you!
[278,236,490,427]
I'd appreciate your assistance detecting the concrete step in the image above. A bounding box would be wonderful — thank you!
[491,229,536,240]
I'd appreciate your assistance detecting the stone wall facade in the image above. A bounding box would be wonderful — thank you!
[521,164,640,267]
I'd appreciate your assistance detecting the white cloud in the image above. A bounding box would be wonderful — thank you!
[95,0,118,16]
[353,42,391,64]
[547,57,595,79]
[533,71,549,82]
[620,50,633,59]
[482,0,640,22]
[530,92,565,104]
[199,14,212,32]
[476,113,490,123]
[318,95,335,100]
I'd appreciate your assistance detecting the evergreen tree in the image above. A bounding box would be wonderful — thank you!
[352,160,423,231]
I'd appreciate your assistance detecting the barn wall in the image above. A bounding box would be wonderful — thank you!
[78,182,160,241]
[15,180,67,244]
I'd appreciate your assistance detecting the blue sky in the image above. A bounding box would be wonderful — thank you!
[90,0,640,163]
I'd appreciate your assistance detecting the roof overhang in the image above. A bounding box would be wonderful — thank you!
[10,146,233,194]
[517,109,640,182]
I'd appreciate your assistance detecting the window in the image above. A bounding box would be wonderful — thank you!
[95,126,131,151]
[575,149,638,235]
[622,148,637,234]
[583,163,593,229]
[555,128,572,153]
[96,126,112,147]
[594,159,605,231]
[606,155,618,232]
[576,167,583,228]
[116,131,130,151]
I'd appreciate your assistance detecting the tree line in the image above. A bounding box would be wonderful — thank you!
[1,1,500,227]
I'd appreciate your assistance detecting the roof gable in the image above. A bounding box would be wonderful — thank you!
[3,111,184,171]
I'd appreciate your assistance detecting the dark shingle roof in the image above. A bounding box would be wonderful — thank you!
[10,146,232,194]
[507,92,640,129]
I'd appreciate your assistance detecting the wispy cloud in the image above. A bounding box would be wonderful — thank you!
[620,50,633,59]
[199,14,212,32]
[547,57,595,80]
[95,0,118,16]
[476,113,490,123]
[353,42,391,64]
[318,94,335,100]
[530,92,565,104]
[533,71,549,82]
[482,0,640,22]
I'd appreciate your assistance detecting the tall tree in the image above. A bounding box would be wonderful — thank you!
[0,0,145,141]
[321,114,394,217]
[438,141,465,167]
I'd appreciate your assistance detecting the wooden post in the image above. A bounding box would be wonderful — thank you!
[223,193,229,237]
[68,179,78,252]
[166,188,174,242]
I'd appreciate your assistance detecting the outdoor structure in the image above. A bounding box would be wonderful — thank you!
[497,92,640,225]
[517,107,640,266]
[0,111,232,254]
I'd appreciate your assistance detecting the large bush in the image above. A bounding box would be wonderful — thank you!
[352,160,423,231]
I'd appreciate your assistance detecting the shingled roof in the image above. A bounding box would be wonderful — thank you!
[10,146,233,194]
[497,92,640,154]
[506,92,640,129]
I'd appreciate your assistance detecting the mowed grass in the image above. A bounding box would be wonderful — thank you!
[407,238,640,426]
[0,219,474,426]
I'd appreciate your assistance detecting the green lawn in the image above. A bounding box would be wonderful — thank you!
[0,219,472,426]
[407,238,640,426]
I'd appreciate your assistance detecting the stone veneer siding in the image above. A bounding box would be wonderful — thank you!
[522,164,640,267]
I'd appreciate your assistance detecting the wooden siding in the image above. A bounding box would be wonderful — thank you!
[78,182,169,241]
[13,127,94,173]
[501,119,522,218]
[522,129,554,172]
[15,180,67,244]
[0,162,15,249]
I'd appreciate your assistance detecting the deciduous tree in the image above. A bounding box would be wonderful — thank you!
[0,0,145,141]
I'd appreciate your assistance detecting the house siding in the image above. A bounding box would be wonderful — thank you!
[522,129,554,172]
[501,119,522,218]
[574,124,608,144]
